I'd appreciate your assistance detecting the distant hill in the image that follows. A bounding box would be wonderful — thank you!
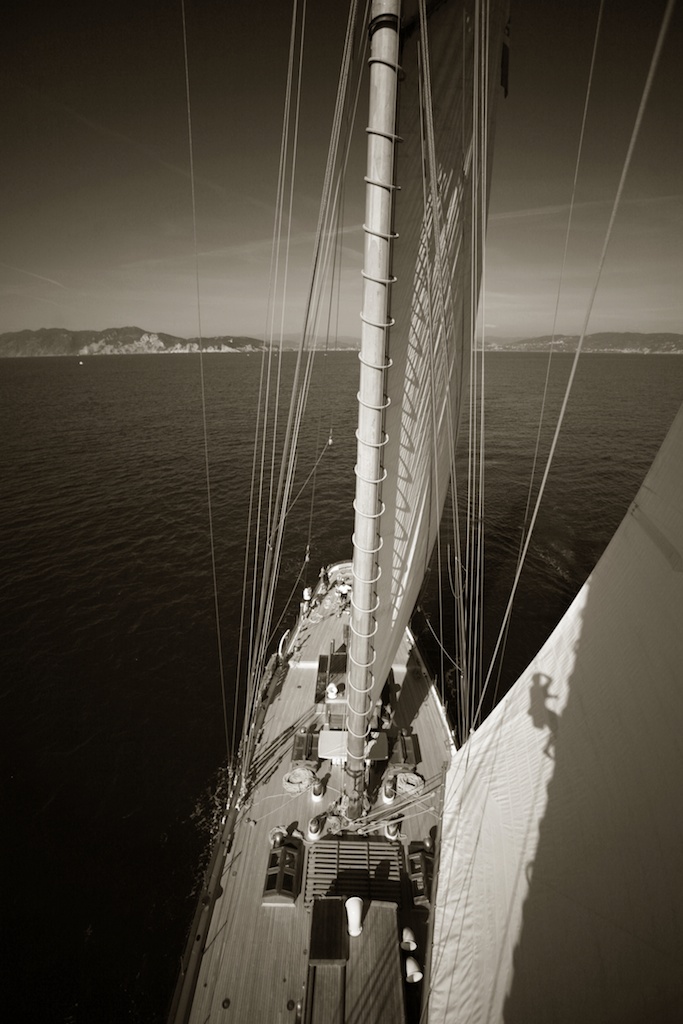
[0,327,265,357]
[485,332,683,354]
[1,327,681,357]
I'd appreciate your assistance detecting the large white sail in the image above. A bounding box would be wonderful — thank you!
[429,402,683,1023]
[369,0,508,700]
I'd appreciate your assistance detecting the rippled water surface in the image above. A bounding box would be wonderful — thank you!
[2,352,682,1021]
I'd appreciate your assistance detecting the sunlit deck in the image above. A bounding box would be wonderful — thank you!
[177,562,454,1024]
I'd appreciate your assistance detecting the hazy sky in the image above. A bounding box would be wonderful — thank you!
[2,0,681,339]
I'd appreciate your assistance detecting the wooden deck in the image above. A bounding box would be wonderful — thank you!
[179,563,454,1024]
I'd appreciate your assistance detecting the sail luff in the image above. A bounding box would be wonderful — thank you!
[346,0,402,817]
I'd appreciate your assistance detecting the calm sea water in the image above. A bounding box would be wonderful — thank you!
[2,352,682,1022]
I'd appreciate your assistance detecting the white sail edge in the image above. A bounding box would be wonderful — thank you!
[428,402,683,1023]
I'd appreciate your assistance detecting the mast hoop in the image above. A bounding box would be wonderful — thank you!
[349,616,379,640]
[365,125,402,142]
[360,312,395,331]
[354,430,389,451]
[362,223,399,241]
[350,532,383,556]
[368,54,401,74]
[347,647,377,674]
[349,588,380,614]
[348,644,376,669]
[358,351,393,371]
[368,6,400,33]
[350,562,382,585]
[352,614,378,630]
[347,682,374,697]
[352,496,386,515]
[356,468,387,487]
[347,674,374,692]
[346,722,371,741]
[352,618,378,643]
[364,175,401,192]
[361,270,397,285]
[358,389,389,409]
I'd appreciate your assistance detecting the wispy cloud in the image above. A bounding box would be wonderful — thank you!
[491,193,682,223]
[117,222,365,272]
[17,81,274,211]
[0,261,67,288]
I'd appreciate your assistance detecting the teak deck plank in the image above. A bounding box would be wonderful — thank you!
[309,964,345,1024]
[346,902,405,1024]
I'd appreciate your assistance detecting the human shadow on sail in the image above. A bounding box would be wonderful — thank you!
[526,672,559,759]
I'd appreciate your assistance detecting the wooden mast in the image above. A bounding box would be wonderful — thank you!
[345,0,401,818]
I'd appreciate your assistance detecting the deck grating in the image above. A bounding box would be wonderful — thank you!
[305,836,402,905]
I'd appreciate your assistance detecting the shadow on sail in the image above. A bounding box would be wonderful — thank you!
[526,673,559,760]
[428,402,683,1022]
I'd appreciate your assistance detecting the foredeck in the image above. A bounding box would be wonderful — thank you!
[180,563,454,1024]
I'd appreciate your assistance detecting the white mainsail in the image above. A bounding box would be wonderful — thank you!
[429,401,683,1023]
[368,0,508,702]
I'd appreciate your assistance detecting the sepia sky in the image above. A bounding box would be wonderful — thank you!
[1,0,681,340]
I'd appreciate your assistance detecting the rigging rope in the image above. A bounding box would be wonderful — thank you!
[268,0,309,544]
[180,0,231,762]
[305,173,351,556]
[487,0,606,714]
[241,0,363,763]
[235,0,301,766]
[266,554,309,649]
[418,0,449,707]
[447,11,473,745]
[464,0,485,738]
[474,0,677,729]
[471,0,491,728]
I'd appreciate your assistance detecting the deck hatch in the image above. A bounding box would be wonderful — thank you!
[309,897,349,964]
[262,838,304,904]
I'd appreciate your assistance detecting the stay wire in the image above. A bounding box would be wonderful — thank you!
[237,0,301,757]
[418,2,448,706]
[244,0,361,743]
[487,0,605,714]
[463,0,483,734]
[255,13,353,645]
[268,0,309,548]
[474,0,677,731]
[180,0,230,762]
[477,0,492,725]
[243,0,305,753]
[449,8,474,742]
[302,178,344,573]
[464,0,483,727]
[302,9,368,585]
[470,0,490,727]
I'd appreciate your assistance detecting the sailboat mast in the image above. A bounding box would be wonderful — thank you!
[346,0,401,819]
